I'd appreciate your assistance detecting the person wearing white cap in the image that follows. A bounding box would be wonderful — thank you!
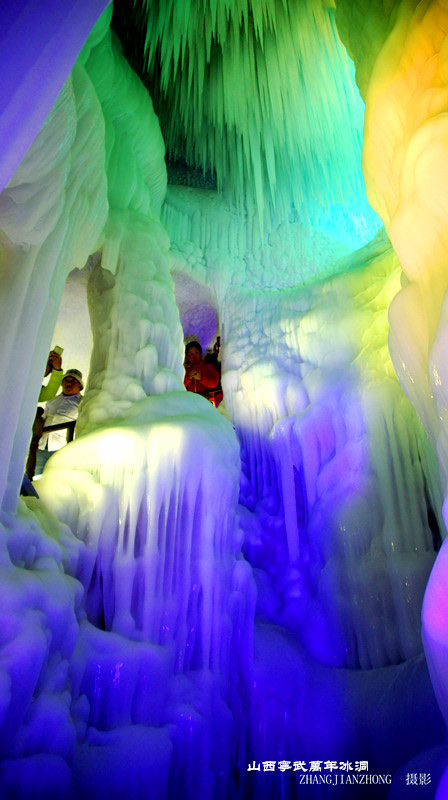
[35,369,84,476]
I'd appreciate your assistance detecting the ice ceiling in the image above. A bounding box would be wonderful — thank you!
[2,0,448,798]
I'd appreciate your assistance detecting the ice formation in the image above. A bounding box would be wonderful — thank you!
[2,0,448,798]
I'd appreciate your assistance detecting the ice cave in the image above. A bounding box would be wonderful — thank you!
[3,0,448,797]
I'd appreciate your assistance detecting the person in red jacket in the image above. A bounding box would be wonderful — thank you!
[184,341,219,397]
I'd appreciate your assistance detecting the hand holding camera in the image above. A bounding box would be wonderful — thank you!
[44,347,63,376]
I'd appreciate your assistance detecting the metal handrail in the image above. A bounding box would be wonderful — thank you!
[42,420,76,442]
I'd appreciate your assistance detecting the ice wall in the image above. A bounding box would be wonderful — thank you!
[0,54,108,511]
[0,0,110,194]
[161,177,447,794]
[336,0,448,465]
[164,189,444,671]
[335,0,448,788]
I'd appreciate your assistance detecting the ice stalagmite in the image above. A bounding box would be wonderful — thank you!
[38,392,255,799]
[39,397,242,668]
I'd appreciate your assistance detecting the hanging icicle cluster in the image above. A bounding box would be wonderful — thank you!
[133,0,367,224]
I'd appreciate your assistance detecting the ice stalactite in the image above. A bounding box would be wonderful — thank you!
[135,0,373,228]
[163,184,375,291]
[39,396,241,661]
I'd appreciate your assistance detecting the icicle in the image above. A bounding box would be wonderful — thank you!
[139,0,369,229]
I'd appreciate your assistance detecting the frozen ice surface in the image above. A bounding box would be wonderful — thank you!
[247,623,443,798]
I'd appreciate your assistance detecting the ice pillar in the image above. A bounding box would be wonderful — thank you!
[337,0,448,767]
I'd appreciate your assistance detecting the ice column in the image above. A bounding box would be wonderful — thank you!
[76,24,185,432]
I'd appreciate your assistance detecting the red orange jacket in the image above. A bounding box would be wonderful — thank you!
[184,359,219,394]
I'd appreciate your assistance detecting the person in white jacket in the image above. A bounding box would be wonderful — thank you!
[35,369,83,477]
